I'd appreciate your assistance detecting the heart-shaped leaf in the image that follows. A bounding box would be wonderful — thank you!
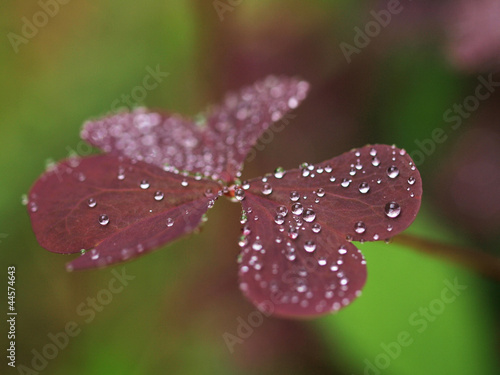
[28,154,221,270]
[81,76,309,182]
[237,145,422,317]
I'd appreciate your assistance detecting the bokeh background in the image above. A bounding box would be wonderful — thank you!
[1,0,499,374]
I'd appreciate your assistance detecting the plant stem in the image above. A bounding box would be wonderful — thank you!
[393,233,500,282]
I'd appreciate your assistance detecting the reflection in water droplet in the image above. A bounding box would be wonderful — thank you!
[385,202,401,218]
[99,214,109,226]
[312,223,322,233]
[358,182,370,194]
[235,189,245,201]
[291,203,304,215]
[354,221,366,234]
[262,183,273,195]
[387,166,400,179]
[303,208,316,222]
[304,240,316,253]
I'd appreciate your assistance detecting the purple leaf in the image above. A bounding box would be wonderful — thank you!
[81,76,309,183]
[237,145,422,317]
[27,154,221,271]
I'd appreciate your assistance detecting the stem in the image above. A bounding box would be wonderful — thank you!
[393,233,500,282]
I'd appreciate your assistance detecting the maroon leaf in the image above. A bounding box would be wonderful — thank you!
[27,154,221,271]
[81,76,309,183]
[237,145,422,317]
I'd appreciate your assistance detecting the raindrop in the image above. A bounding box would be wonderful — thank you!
[358,182,370,194]
[408,176,416,185]
[304,240,316,253]
[274,214,285,225]
[385,202,401,218]
[338,246,347,255]
[242,180,250,190]
[325,165,333,173]
[235,189,245,201]
[370,148,377,156]
[312,223,322,233]
[252,241,263,251]
[291,203,304,215]
[387,166,400,179]
[140,180,150,189]
[98,214,109,226]
[90,250,99,260]
[274,167,285,179]
[290,191,300,202]
[21,194,28,206]
[276,205,288,216]
[349,167,356,176]
[28,202,38,213]
[166,218,174,227]
[87,198,97,208]
[329,176,336,183]
[354,221,366,234]
[373,234,380,240]
[318,257,327,266]
[181,179,189,187]
[303,208,316,222]
[316,188,325,197]
[341,178,351,188]
[262,183,273,195]
[117,168,125,180]
[154,191,164,201]
[288,226,299,240]
[387,224,393,232]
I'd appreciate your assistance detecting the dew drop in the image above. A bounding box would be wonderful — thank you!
[329,176,336,183]
[304,240,316,253]
[235,188,245,201]
[408,176,416,185]
[140,180,150,189]
[387,166,400,179]
[341,178,351,188]
[291,203,304,215]
[385,202,401,218]
[325,165,333,173]
[90,250,100,260]
[312,223,322,233]
[274,214,285,225]
[98,214,109,226]
[288,226,299,240]
[354,221,366,234]
[262,183,273,195]
[371,157,381,167]
[276,205,288,216]
[21,194,28,206]
[318,257,327,266]
[242,180,250,190]
[181,179,189,187]
[316,188,325,198]
[303,208,316,222]
[387,224,393,232]
[274,167,285,179]
[290,191,300,202]
[87,198,97,208]
[338,246,347,255]
[154,191,164,201]
[252,241,263,251]
[166,218,174,227]
[358,182,370,194]
[370,148,377,156]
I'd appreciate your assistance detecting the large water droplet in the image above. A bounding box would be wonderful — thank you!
[99,214,109,226]
[140,180,150,189]
[291,203,304,215]
[358,182,370,194]
[303,208,316,222]
[154,191,164,201]
[387,166,400,179]
[87,198,97,208]
[304,240,316,253]
[354,221,366,234]
[385,202,401,218]
[235,188,245,201]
